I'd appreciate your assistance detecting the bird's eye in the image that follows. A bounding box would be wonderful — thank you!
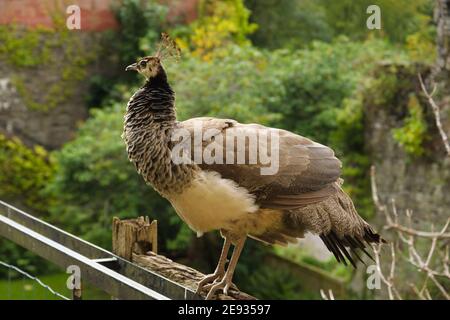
[139,60,147,67]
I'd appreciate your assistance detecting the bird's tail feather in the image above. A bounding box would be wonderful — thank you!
[287,180,385,268]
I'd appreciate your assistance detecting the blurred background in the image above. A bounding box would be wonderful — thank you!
[0,0,449,299]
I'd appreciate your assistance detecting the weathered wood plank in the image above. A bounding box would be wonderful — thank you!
[112,216,256,300]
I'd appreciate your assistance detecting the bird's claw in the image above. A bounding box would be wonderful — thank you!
[196,272,224,294]
[205,277,239,300]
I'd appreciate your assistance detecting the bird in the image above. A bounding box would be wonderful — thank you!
[123,34,384,299]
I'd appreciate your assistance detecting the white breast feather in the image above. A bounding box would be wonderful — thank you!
[168,171,258,235]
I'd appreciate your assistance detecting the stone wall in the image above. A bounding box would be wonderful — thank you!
[0,0,120,148]
[364,64,450,228]
[0,56,90,149]
[365,1,450,228]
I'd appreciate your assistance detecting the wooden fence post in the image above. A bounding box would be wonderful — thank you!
[112,216,255,300]
[112,216,157,260]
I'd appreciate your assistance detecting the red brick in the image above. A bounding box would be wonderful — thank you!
[0,0,118,31]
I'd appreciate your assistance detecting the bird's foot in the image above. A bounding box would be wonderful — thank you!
[196,272,224,294]
[205,276,239,300]
[204,281,239,292]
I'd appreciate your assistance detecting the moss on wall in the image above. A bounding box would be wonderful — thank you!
[333,60,431,220]
[0,16,97,112]
[392,94,428,156]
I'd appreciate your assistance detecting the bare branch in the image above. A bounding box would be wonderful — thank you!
[373,243,402,300]
[418,73,450,157]
[371,165,450,300]
[384,219,450,239]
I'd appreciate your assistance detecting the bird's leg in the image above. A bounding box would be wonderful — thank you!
[196,236,231,294]
[205,237,246,300]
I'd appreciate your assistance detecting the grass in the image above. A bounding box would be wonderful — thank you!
[0,272,109,300]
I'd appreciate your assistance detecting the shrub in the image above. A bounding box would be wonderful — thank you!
[0,134,55,212]
[0,135,56,277]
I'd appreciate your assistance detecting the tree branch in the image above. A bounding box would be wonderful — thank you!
[371,166,450,300]
[418,73,450,157]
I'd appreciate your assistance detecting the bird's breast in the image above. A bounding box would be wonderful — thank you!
[167,170,259,236]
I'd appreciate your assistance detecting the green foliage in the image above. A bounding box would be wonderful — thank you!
[0,272,108,299]
[269,38,389,144]
[0,134,55,212]
[346,58,429,160]
[392,94,428,156]
[246,0,434,50]
[0,25,52,67]
[0,243,59,278]
[0,135,57,277]
[0,18,96,112]
[177,0,257,60]
[87,0,168,108]
[246,0,333,49]
[245,264,318,299]
[320,0,433,44]
[169,46,283,124]
[111,0,168,66]
[172,38,397,146]
[329,50,414,218]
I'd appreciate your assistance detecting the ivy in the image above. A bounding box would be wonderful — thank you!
[0,16,97,112]
[392,94,428,156]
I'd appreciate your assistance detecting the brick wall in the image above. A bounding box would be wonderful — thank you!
[0,0,199,31]
[0,0,118,31]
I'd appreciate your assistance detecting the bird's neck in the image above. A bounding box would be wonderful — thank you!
[123,73,196,195]
[143,71,176,122]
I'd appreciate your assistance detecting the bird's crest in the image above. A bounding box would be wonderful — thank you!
[155,33,181,62]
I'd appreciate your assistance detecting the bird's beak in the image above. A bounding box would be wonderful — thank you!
[125,63,138,71]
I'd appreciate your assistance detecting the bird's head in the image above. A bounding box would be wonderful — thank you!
[125,33,180,81]
[125,56,163,79]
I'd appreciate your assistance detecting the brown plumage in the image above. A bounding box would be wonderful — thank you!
[123,34,384,299]
[179,117,384,268]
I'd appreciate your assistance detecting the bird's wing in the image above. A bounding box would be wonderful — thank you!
[176,117,342,208]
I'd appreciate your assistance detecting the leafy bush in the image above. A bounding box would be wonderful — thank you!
[169,45,283,124]
[0,135,57,277]
[111,0,168,67]
[87,0,169,108]
[246,0,434,50]
[245,264,318,299]
[177,0,257,60]
[246,0,333,49]
[320,0,433,44]
[0,134,55,212]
